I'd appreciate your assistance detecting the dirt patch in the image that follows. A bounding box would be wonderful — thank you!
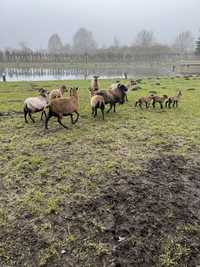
[1,155,200,266]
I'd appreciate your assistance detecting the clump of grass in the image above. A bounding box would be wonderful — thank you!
[160,238,190,267]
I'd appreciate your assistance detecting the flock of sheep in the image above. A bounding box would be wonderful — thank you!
[23,76,182,129]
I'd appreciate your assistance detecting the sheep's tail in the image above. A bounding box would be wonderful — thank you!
[23,103,28,112]
[100,101,105,110]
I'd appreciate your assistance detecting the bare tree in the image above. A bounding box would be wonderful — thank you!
[73,28,97,54]
[173,31,194,54]
[48,34,63,54]
[136,30,155,47]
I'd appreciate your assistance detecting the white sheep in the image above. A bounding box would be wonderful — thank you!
[24,88,49,123]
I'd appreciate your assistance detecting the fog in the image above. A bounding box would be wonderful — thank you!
[1,0,199,49]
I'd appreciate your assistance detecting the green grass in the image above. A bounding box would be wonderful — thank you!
[0,76,200,266]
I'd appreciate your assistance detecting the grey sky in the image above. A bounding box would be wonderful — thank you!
[1,0,199,49]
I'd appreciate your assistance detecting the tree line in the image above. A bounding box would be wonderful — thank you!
[1,28,200,64]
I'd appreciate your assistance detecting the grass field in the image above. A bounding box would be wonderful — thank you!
[0,77,200,266]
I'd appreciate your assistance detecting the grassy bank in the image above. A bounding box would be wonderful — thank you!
[0,77,200,266]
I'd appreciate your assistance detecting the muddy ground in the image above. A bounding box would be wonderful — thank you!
[1,153,200,267]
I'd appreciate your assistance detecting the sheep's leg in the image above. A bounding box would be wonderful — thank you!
[160,102,163,109]
[125,94,128,102]
[57,118,68,129]
[135,101,138,107]
[24,107,28,123]
[72,111,79,124]
[40,110,46,121]
[173,101,175,108]
[101,107,105,120]
[45,111,53,129]
[94,107,97,118]
[175,101,178,108]
[91,107,95,116]
[70,114,74,123]
[28,111,35,123]
[113,103,116,112]
[152,100,156,109]
[107,103,113,113]
[165,100,169,108]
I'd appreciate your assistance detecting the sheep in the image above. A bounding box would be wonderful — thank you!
[152,95,168,109]
[45,87,79,129]
[90,76,100,91]
[89,88,105,120]
[24,88,49,123]
[165,91,182,108]
[49,85,67,102]
[135,95,154,109]
[109,80,128,102]
[95,83,128,113]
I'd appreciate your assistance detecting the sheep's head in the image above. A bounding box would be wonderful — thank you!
[178,90,182,96]
[60,85,68,92]
[93,76,99,81]
[70,87,79,97]
[118,84,128,92]
[39,88,49,97]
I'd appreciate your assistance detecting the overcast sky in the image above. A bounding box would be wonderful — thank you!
[1,0,199,49]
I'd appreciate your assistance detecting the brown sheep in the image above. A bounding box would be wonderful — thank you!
[45,87,79,129]
[89,87,105,120]
[49,85,67,102]
[152,95,168,109]
[135,95,154,109]
[165,91,182,108]
[90,76,100,91]
[95,84,128,113]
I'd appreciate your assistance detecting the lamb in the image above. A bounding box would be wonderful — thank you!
[165,91,182,108]
[95,83,128,113]
[49,85,67,102]
[135,95,154,109]
[89,88,105,120]
[45,87,79,129]
[24,88,49,123]
[152,95,168,109]
[90,76,100,92]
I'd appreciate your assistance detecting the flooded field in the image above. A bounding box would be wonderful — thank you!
[0,64,173,81]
